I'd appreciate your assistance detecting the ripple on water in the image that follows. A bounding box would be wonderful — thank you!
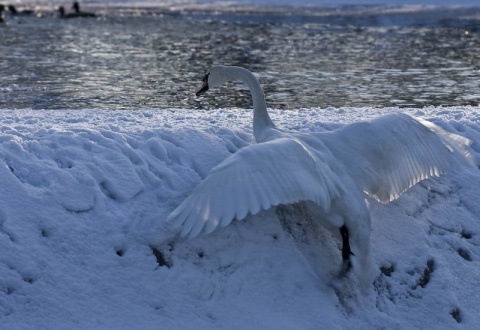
[0,7,479,110]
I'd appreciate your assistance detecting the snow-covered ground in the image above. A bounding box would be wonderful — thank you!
[0,107,479,329]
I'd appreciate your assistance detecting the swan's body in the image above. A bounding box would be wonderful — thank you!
[167,66,473,285]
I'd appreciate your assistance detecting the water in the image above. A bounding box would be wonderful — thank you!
[1,5,480,110]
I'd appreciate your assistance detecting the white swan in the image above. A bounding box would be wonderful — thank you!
[167,65,473,285]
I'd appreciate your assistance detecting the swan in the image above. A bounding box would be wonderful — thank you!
[167,65,473,286]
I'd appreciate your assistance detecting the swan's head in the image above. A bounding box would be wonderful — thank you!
[196,66,229,97]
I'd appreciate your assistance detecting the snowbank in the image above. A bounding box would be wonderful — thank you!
[0,107,479,329]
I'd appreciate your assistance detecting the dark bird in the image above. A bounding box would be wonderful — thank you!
[0,4,5,23]
[72,1,96,17]
[59,2,96,19]
[8,5,34,16]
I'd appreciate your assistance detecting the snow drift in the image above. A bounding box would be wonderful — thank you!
[0,107,479,329]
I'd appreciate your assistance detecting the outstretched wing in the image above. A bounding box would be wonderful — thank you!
[324,113,473,203]
[168,138,342,238]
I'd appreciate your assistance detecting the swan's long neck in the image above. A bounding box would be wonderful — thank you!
[227,67,274,142]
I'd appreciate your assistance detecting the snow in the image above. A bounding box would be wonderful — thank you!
[0,107,479,329]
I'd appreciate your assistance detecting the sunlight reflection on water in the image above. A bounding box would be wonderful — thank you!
[0,7,479,110]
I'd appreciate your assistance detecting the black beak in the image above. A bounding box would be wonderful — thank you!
[195,73,209,97]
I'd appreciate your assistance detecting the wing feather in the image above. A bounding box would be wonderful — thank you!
[324,113,473,203]
[168,138,342,238]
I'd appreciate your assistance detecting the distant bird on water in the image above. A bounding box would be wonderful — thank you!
[0,4,5,23]
[72,1,96,17]
[8,5,34,16]
[59,1,96,19]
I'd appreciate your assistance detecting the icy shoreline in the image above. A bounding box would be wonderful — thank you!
[0,107,479,329]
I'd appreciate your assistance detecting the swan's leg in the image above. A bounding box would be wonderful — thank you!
[339,225,353,274]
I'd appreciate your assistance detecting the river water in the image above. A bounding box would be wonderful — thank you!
[1,5,479,110]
